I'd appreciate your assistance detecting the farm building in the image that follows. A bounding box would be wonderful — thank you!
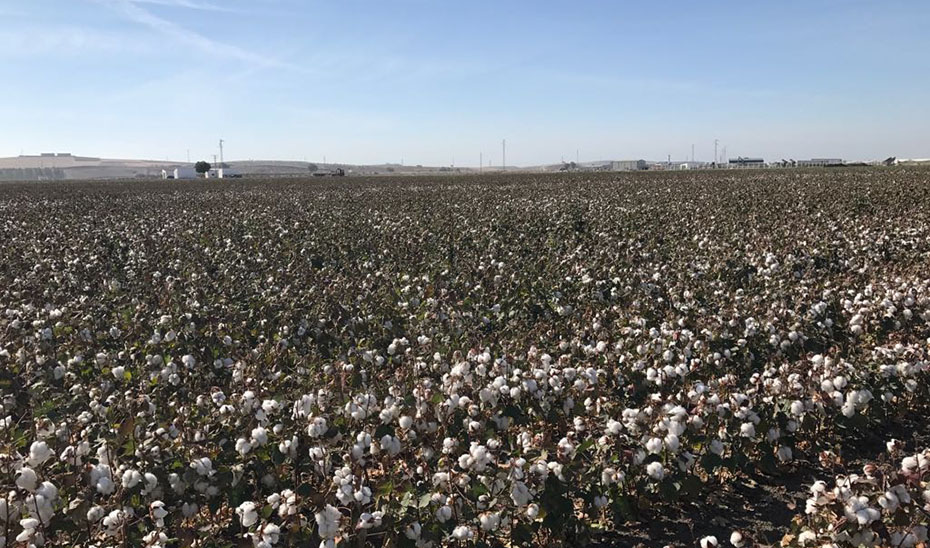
[161,167,198,179]
[797,158,844,167]
[206,167,241,179]
[728,157,765,168]
[609,160,647,171]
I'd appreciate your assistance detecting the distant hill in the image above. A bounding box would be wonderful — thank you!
[0,154,494,181]
[0,154,721,181]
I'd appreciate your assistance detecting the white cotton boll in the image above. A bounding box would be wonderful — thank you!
[96,475,115,495]
[404,522,422,540]
[452,526,473,540]
[479,511,501,531]
[436,505,453,523]
[399,416,414,430]
[646,461,665,480]
[357,512,383,530]
[182,502,199,517]
[526,503,540,519]
[646,437,663,454]
[262,399,280,416]
[739,423,756,438]
[797,530,816,545]
[700,535,718,548]
[307,417,328,438]
[777,446,793,463]
[605,419,623,436]
[122,469,143,489]
[237,501,258,528]
[191,457,213,476]
[730,531,745,547]
[87,505,105,522]
[16,467,38,491]
[511,481,532,506]
[18,518,39,543]
[28,441,54,467]
[111,366,125,379]
[251,427,268,445]
[236,438,252,455]
[841,402,856,418]
[844,496,880,525]
[150,500,168,526]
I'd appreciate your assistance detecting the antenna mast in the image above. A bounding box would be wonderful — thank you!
[502,139,506,171]
[219,139,224,167]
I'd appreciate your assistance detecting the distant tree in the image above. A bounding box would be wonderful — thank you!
[308,163,319,173]
[195,161,211,175]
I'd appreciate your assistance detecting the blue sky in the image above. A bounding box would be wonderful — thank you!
[1,0,928,165]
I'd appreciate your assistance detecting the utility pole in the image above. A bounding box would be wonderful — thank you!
[502,139,506,171]
[714,139,719,167]
[219,139,224,167]
[576,149,579,164]
[691,144,694,163]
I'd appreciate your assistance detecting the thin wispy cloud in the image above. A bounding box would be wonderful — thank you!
[93,0,301,71]
[129,0,243,13]
[0,26,156,57]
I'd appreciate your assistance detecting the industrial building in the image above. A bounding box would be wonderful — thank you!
[728,157,765,168]
[609,160,647,171]
[797,158,844,167]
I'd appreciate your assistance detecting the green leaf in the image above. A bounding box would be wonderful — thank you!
[417,493,432,508]
[375,481,394,500]
[469,482,488,498]
[400,491,414,508]
[575,438,595,457]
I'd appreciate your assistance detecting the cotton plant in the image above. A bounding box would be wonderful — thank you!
[1,172,930,546]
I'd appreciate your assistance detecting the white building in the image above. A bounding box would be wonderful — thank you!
[206,167,241,179]
[162,167,197,179]
[609,160,647,171]
[797,158,843,167]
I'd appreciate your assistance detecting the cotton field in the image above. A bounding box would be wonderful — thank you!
[1,169,929,547]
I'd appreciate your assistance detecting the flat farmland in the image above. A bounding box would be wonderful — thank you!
[2,169,930,547]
